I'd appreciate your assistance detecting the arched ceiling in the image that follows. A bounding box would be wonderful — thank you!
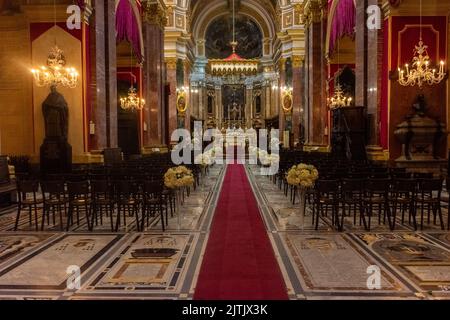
[190,0,278,40]
[185,0,288,12]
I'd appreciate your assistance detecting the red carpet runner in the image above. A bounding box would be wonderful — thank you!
[194,164,288,300]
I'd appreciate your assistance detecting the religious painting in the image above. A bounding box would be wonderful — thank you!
[253,87,262,115]
[205,15,263,59]
[222,85,245,120]
[282,92,293,114]
[207,89,215,115]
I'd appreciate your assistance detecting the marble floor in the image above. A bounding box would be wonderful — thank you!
[0,164,449,300]
[247,165,450,300]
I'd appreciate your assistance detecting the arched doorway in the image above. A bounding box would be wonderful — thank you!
[117,79,140,158]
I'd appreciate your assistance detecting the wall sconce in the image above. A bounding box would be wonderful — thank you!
[143,121,148,132]
[89,121,95,135]
[177,86,188,93]
[282,86,292,94]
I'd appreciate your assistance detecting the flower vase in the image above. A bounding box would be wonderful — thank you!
[298,188,307,230]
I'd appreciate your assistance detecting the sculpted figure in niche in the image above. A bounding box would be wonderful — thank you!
[42,85,69,140]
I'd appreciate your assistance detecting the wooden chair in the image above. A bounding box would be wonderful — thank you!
[391,179,417,230]
[67,181,92,231]
[15,179,42,231]
[341,179,364,227]
[415,179,445,230]
[114,180,142,232]
[142,181,167,231]
[91,180,115,231]
[41,180,67,231]
[361,179,393,231]
[313,180,341,231]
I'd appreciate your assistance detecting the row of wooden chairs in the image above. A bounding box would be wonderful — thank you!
[14,177,186,233]
[311,178,448,231]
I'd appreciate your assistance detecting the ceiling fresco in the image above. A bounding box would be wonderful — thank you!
[205,14,263,59]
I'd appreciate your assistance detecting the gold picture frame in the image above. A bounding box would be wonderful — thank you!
[177,91,188,114]
[282,90,293,114]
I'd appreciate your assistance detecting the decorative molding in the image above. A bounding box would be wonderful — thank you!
[303,0,327,26]
[142,0,168,29]
[82,1,93,24]
[279,57,287,71]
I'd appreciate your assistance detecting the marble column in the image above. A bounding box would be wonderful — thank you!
[358,0,380,146]
[306,15,327,146]
[355,0,383,160]
[246,86,253,128]
[265,82,271,121]
[215,86,222,128]
[292,55,305,145]
[278,58,286,132]
[143,2,166,146]
[91,0,117,150]
[166,57,178,139]
[184,61,191,131]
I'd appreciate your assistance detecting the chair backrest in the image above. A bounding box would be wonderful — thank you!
[43,174,65,182]
[420,179,443,193]
[67,181,89,197]
[394,179,416,193]
[115,180,140,196]
[17,179,40,194]
[391,172,412,179]
[413,172,434,180]
[316,180,340,194]
[90,180,110,195]
[66,174,88,182]
[144,181,163,196]
[366,179,391,193]
[342,179,363,192]
[0,156,10,183]
[41,180,65,195]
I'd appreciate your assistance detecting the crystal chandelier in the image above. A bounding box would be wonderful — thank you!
[398,40,446,88]
[397,0,446,88]
[30,45,79,88]
[120,86,145,111]
[328,84,352,109]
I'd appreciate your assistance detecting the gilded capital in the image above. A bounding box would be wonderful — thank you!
[303,0,327,26]
[165,57,178,70]
[292,55,304,68]
[142,0,168,29]
[279,57,287,71]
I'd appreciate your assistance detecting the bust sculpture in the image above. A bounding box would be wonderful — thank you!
[42,85,69,140]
